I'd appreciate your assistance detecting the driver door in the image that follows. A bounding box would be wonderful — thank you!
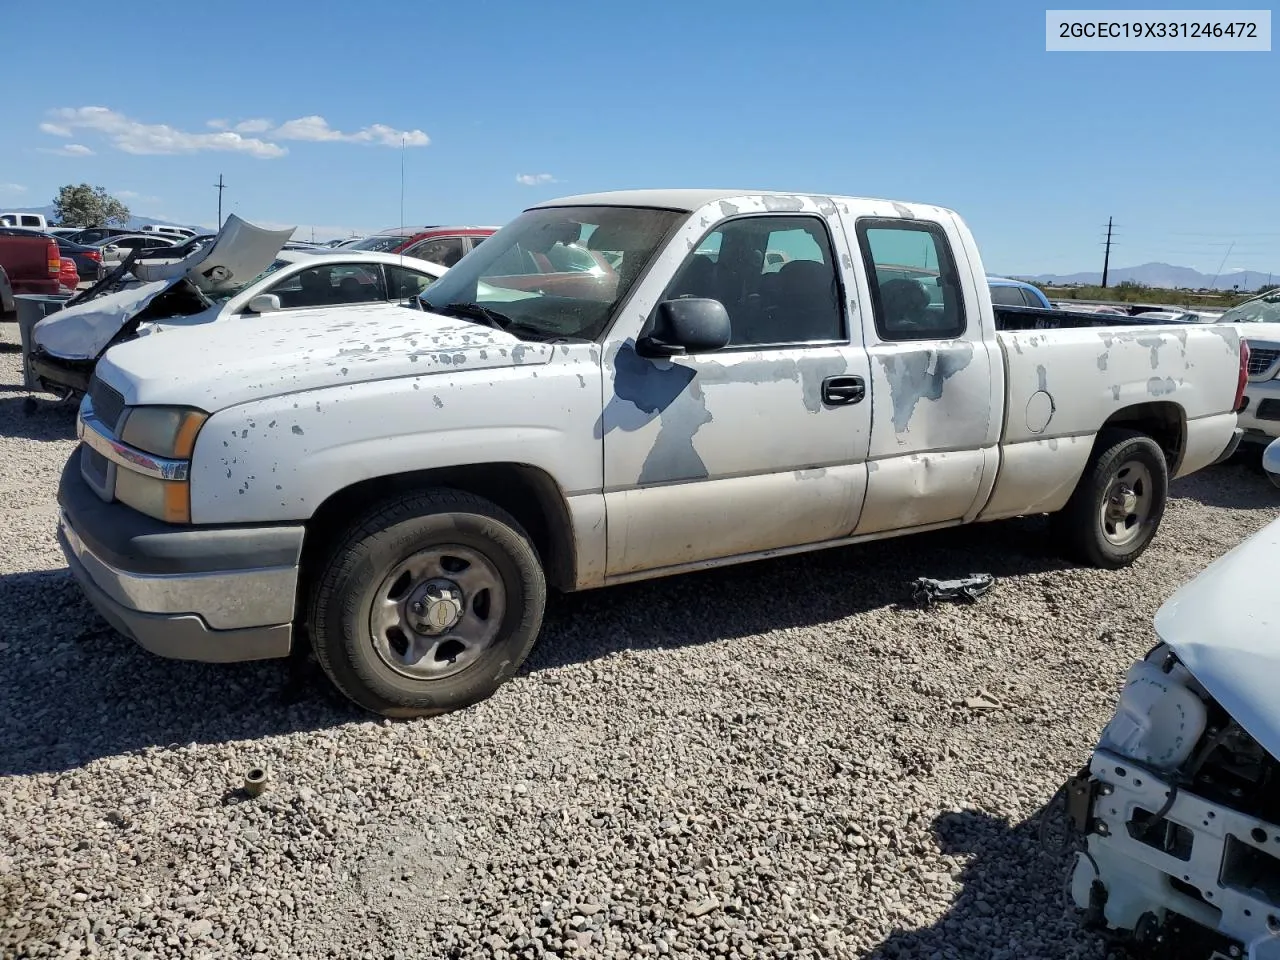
[601,210,873,577]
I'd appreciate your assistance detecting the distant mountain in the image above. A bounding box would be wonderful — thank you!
[1017,261,1278,292]
[0,204,204,234]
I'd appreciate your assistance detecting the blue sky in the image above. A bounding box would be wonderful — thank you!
[0,0,1274,274]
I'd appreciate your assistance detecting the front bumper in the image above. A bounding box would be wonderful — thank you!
[1070,749,1280,958]
[1238,378,1280,445]
[56,452,304,662]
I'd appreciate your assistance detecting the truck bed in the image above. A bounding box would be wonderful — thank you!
[993,303,1206,331]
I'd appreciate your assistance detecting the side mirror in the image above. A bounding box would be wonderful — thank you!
[637,298,732,357]
[248,293,281,314]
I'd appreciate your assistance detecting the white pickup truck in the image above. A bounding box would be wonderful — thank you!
[55,189,1247,717]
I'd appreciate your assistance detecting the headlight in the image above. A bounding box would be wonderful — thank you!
[114,469,191,523]
[120,406,207,458]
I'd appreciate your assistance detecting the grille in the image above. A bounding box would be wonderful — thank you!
[88,376,126,431]
[1247,346,1280,378]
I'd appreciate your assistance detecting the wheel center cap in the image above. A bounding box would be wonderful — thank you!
[407,579,464,635]
[1110,485,1138,515]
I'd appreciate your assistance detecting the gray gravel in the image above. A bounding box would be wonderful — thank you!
[1,327,1277,959]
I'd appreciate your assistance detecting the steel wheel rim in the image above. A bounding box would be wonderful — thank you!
[1099,459,1154,548]
[369,544,506,680]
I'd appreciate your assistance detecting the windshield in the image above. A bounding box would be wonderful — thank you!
[1221,290,1280,324]
[347,234,411,252]
[419,205,684,340]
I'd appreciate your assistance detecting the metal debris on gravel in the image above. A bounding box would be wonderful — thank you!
[0,329,1276,959]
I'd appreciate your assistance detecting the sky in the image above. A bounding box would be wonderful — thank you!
[0,0,1275,275]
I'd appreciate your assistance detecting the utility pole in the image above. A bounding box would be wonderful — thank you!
[214,174,227,229]
[1101,216,1113,289]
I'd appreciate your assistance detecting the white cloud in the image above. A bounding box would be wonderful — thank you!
[44,106,286,159]
[39,143,95,156]
[271,115,429,147]
[39,107,430,159]
[0,183,27,194]
[113,190,161,204]
[516,173,557,186]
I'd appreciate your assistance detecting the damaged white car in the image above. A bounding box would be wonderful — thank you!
[1065,515,1280,958]
[25,215,447,396]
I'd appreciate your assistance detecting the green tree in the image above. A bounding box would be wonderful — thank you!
[51,184,131,228]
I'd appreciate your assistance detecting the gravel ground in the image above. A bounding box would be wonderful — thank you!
[1,327,1277,960]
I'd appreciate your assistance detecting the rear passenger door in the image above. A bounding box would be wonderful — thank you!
[601,212,873,577]
[844,215,1001,534]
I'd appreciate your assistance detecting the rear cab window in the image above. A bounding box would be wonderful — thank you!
[856,218,967,341]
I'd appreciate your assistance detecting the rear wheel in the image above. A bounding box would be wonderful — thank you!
[1053,428,1168,569]
[308,489,546,718]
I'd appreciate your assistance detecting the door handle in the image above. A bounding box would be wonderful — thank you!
[822,375,865,405]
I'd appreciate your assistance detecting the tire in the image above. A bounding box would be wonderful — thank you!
[307,488,546,718]
[1052,428,1168,569]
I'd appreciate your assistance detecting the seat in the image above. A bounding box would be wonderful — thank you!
[766,259,840,342]
[296,269,330,307]
[668,254,721,301]
[878,278,930,334]
[338,276,365,302]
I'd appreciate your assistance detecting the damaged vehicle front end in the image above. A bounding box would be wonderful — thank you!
[1065,516,1280,958]
[25,215,292,396]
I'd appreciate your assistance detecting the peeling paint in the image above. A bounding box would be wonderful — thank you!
[841,253,854,271]
[1147,376,1177,397]
[1035,364,1048,392]
[432,395,444,409]
[794,467,828,480]
[1097,353,1108,371]
[719,200,740,217]
[762,195,804,213]
[597,342,707,484]
[292,425,304,435]
[1137,335,1165,370]
[890,202,916,220]
[1111,384,1122,401]
[877,343,975,432]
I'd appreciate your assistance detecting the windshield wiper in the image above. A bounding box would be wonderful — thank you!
[429,300,515,332]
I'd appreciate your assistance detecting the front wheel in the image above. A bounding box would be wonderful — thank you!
[308,489,546,718]
[1052,428,1168,569]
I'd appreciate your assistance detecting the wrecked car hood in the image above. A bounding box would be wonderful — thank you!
[131,215,292,292]
[32,214,293,361]
[33,280,183,361]
[95,305,552,412]
[1153,514,1280,760]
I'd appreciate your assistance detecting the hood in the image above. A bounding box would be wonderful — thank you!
[1153,515,1280,760]
[32,214,293,361]
[34,279,177,360]
[94,304,552,411]
[1233,322,1280,345]
[131,214,293,293]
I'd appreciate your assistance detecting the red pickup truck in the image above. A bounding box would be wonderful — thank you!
[0,234,61,317]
